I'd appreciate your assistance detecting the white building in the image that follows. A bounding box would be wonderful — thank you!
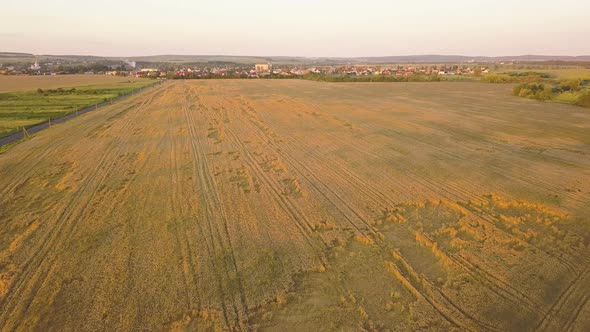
[30,61,41,71]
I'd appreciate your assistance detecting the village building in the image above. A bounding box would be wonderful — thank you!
[255,63,271,72]
[30,61,41,71]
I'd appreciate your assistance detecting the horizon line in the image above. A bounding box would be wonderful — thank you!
[2,52,590,59]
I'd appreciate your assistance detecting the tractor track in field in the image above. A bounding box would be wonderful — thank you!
[399,95,590,158]
[1,80,588,331]
[233,101,380,235]
[183,94,234,328]
[234,93,586,326]
[231,99,489,329]
[564,292,590,332]
[231,105,376,239]
[0,87,164,328]
[388,250,501,332]
[280,129,552,314]
[293,112,582,275]
[231,99,524,331]
[343,129,582,274]
[166,88,203,313]
[278,142,536,330]
[224,125,329,250]
[461,204,581,273]
[418,232,543,314]
[223,88,576,329]
[183,88,249,330]
[286,96,588,210]
[397,112,587,205]
[201,100,329,253]
[0,94,156,200]
[535,263,590,332]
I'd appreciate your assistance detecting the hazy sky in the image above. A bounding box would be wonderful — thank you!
[2,0,589,57]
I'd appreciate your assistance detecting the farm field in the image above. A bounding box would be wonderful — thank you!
[0,80,589,331]
[0,79,155,138]
[505,68,590,80]
[0,75,147,93]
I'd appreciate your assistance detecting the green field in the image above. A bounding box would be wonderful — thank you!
[0,80,155,138]
[503,68,590,80]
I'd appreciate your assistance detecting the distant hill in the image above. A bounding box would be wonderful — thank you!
[0,52,34,58]
[43,54,114,61]
[121,55,272,64]
[2,53,590,64]
[341,55,590,64]
[120,54,590,65]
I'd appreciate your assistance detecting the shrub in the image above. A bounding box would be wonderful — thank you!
[483,73,513,83]
[506,71,551,78]
[536,88,553,101]
[514,83,552,100]
[559,79,581,92]
[553,91,579,103]
[513,84,525,96]
[576,91,590,108]
[518,88,533,98]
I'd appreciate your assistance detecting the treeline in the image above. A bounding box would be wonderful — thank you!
[512,79,590,107]
[170,73,437,82]
[166,72,444,82]
[35,87,112,96]
[167,73,298,80]
[505,71,551,78]
[51,64,112,74]
[577,92,590,107]
[512,83,553,100]
[37,62,133,74]
[36,87,78,95]
[300,73,441,82]
[483,72,550,83]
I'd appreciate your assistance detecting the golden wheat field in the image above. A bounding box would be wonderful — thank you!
[0,75,139,93]
[0,79,589,331]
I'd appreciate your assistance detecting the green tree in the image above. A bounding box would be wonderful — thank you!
[483,73,512,83]
[535,88,553,100]
[559,80,581,92]
[518,88,533,98]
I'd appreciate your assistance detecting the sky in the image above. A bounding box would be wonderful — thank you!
[1,0,589,57]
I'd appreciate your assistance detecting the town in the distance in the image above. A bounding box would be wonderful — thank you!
[2,55,506,79]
